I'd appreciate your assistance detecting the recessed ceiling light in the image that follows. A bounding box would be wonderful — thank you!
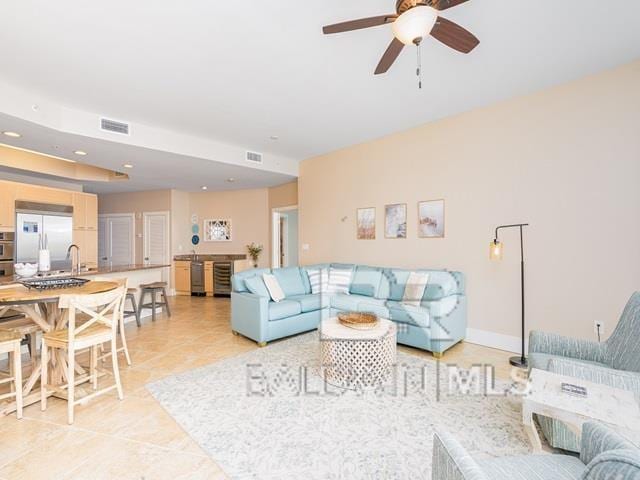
[270,135,279,141]
[73,150,88,156]
[123,163,133,169]
[2,131,21,138]
[201,186,208,190]
[226,178,235,183]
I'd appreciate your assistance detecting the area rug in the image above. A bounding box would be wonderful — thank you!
[146,333,531,479]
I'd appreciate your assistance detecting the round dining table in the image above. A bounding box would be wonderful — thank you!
[0,280,119,415]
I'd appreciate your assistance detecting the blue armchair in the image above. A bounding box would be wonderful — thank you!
[432,422,640,480]
[528,292,640,451]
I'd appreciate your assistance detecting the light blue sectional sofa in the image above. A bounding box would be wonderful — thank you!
[231,264,466,356]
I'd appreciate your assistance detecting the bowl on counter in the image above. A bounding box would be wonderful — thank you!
[14,263,38,278]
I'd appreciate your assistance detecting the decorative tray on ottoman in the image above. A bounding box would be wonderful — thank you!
[338,311,379,330]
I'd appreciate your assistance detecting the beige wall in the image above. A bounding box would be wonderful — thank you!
[299,61,640,347]
[98,190,172,264]
[268,181,298,210]
[190,188,270,268]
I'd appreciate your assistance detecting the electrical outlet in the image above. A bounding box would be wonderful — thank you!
[594,321,605,336]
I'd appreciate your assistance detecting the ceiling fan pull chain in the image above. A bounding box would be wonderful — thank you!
[416,42,423,89]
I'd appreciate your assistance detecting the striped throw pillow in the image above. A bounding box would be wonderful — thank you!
[328,267,352,295]
[307,268,329,294]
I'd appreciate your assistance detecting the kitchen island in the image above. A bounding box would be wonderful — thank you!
[0,264,170,321]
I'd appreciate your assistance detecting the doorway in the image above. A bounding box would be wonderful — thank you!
[272,206,298,268]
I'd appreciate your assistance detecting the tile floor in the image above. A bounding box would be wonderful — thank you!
[0,296,513,479]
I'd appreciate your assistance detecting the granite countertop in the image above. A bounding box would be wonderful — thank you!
[0,264,169,286]
[173,254,247,262]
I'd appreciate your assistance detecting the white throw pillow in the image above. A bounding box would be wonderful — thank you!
[307,268,329,294]
[262,273,285,302]
[327,266,353,295]
[402,272,430,307]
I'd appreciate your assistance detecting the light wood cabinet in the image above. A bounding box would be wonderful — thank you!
[73,229,98,269]
[85,194,98,230]
[174,261,191,296]
[205,261,214,296]
[72,193,98,231]
[16,184,72,206]
[0,181,16,229]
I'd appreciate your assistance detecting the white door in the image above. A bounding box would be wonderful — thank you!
[143,212,169,266]
[98,214,135,266]
[109,216,135,266]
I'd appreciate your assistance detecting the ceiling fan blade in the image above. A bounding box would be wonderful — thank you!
[322,15,396,34]
[429,0,471,11]
[374,38,404,75]
[430,16,479,53]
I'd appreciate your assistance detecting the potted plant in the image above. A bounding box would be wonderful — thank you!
[246,243,263,268]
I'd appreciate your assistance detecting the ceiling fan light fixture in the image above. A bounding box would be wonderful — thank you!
[392,5,438,45]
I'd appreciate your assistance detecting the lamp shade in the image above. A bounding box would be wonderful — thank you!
[489,240,503,260]
[392,6,438,45]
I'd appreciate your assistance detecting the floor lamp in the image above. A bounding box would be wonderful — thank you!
[490,223,530,368]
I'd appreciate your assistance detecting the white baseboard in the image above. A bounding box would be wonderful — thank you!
[465,328,528,354]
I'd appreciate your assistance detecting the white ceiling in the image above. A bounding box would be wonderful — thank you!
[1,0,639,190]
[0,113,296,194]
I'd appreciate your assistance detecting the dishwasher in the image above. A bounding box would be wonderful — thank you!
[190,261,206,296]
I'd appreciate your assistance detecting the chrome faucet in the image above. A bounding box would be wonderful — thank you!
[66,244,81,274]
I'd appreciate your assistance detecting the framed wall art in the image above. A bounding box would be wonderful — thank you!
[385,203,407,239]
[418,199,445,238]
[204,219,232,242]
[356,207,376,240]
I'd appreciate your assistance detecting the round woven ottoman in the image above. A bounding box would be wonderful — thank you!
[319,316,397,389]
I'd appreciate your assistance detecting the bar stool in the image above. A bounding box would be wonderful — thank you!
[0,330,23,419]
[139,282,171,322]
[123,288,141,327]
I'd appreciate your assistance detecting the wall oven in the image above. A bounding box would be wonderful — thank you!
[0,232,15,276]
[0,232,14,261]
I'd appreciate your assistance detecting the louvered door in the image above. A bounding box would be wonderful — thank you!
[143,212,169,266]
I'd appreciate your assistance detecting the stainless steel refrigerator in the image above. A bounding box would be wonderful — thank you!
[15,201,73,271]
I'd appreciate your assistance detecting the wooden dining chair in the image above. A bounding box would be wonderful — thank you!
[91,277,132,366]
[0,330,23,419]
[0,284,41,364]
[40,285,127,424]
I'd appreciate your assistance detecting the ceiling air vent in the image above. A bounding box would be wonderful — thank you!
[246,151,263,164]
[100,117,130,135]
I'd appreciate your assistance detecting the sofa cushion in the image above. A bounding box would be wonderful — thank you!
[300,269,312,294]
[528,352,607,372]
[287,294,329,313]
[268,300,302,321]
[244,276,270,298]
[272,267,306,297]
[350,266,383,298]
[478,453,585,480]
[231,268,271,293]
[332,294,388,317]
[387,301,430,327]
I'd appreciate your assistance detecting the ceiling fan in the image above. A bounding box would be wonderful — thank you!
[322,0,479,85]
